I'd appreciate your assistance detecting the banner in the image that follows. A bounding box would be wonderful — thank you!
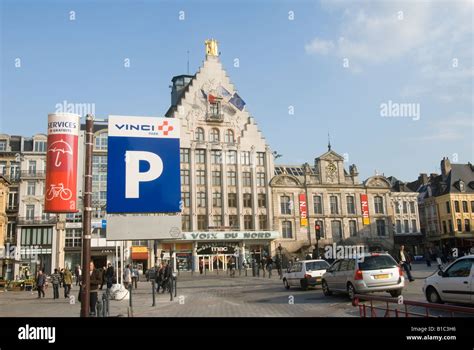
[299,193,308,228]
[44,113,80,213]
[361,194,370,225]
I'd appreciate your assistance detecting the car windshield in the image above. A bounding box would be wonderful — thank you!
[358,255,397,271]
[305,261,330,271]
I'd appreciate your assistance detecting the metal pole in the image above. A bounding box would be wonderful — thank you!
[80,114,94,318]
[304,164,311,249]
[151,280,156,306]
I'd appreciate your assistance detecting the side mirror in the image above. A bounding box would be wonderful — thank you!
[437,270,443,277]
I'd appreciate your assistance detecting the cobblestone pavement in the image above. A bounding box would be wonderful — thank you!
[1,264,468,317]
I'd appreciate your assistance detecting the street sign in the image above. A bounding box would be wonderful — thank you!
[106,115,181,213]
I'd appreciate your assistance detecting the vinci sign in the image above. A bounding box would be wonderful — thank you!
[106,116,180,213]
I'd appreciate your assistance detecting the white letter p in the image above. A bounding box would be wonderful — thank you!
[125,151,163,198]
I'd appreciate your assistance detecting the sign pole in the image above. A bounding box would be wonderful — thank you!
[80,114,94,317]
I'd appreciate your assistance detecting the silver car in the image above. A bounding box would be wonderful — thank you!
[321,253,405,299]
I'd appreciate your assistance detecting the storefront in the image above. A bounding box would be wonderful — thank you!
[131,246,149,272]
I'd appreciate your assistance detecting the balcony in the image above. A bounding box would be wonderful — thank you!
[1,174,20,183]
[17,216,57,226]
[6,206,19,213]
[206,113,224,122]
[20,170,46,179]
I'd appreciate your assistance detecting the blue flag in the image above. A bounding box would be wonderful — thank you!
[229,93,246,111]
[218,85,232,98]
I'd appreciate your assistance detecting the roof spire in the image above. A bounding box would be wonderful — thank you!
[328,132,331,151]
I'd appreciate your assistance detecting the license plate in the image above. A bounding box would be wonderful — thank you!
[374,274,389,279]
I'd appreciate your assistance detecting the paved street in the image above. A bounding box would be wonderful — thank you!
[1,263,464,318]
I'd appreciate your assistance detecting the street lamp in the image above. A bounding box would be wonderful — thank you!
[277,243,283,279]
[315,223,321,259]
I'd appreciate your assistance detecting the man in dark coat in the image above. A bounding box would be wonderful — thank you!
[88,261,103,316]
[105,263,115,290]
[36,270,46,298]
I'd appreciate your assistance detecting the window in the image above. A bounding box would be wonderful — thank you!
[0,140,6,151]
[228,193,237,208]
[349,220,357,236]
[313,195,323,214]
[315,220,324,238]
[402,201,408,214]
[374,196,384,214]
[197,192,206,207]
[182,215,190,231]
[212,192,222,207]
[34,140,46,152]
[259,215,267,230]
[226,150,237,164]
[445,259,473,278]
[462,201,468,212]
[210,128,220,142]
[8,192,18,209]
[443,221,447,234]
[448,220,453,233]
[180,148,190,163]
[10,162,20,180]
[196,170,206,185]
[396,220,402,233]
[257,152,265,166]
[281,196,291,214]
[244,215,253,230]
[446,201,451,214]
[212,171,221,186]
[243,193,252,208]
[411,219,417,232]
[95,132,108,150]
[181,192,190,208]
[258,194,266,208]
[330,196,339,214]
[241,151,250,165]
[27,181,35,196]
[197,215,207,230]
[211,150,222,164]
[243,172,252,187]
[212,216,222,228]
[227,171,236,186]
[331,221,342,241]
[410,202,416,214]
[229,215,238,228]
[454,201,460,213]
[28,160,36,174]
[404,220,409,233]
[209,100,221,117]
[465,220,471,232]
[346,196,355,214]
[225,129,235,144]
[395,201,400,214]
[180,169,190,185]
[256,172,265,187]
[376,220,386,236]
[282,221,292,238]
[195,128,205,142]
[457,219,462,232]
[65,229,82,247]
[471,201,474,213]
[26,205,35,219]
[195,149,206,163]
[0,161,6,175]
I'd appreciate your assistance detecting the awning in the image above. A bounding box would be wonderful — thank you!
[131,246,148,260]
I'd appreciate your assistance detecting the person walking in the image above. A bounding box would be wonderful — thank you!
[398,245,414,282]
[36,270,46,298]
[123,264,131,289]
[228,257,235,277]
[131,266,139,289]
[63,267,72,298]
[51,269,61,299]
[425,247,432,267]
[75,265,82,286]
[266,256,273,278]
[155,262,164,293]
[59,268,64,288]
[199,258,204,275]
[87,261,102,316]
[105,263,115,290]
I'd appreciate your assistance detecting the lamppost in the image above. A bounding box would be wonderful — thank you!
[277,243,283,279]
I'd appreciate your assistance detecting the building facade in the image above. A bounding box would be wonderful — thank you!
[0,175,11,278]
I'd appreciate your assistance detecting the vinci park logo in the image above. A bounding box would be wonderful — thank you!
[114,120,175,137]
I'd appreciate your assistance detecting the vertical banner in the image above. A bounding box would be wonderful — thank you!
[299,193,308,230]
[44,113,80,213]
[360,194,370,225]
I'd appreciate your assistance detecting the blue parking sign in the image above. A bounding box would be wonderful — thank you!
[106,116,181,213]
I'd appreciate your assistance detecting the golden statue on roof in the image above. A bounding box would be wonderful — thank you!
[205,39,219,56]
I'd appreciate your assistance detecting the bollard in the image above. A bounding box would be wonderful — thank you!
[128,284,132,307]
[174,276,177,298]
[169,278,174,302]
[151,280,156,307]
[102,293,108,317]
[96,299,103,317]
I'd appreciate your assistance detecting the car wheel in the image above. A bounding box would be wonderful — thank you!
[426,286,443,304]
[389,289,402,297]
[347,283,356,300]
[322,280,332,296]
[283,279,290,290]
[300,280,308,291]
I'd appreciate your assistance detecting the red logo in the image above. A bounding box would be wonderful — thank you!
[157,121,174,136]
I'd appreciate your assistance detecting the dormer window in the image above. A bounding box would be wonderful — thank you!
[458,180,465,192]
[0,140,6,151]
[34,140,47,152]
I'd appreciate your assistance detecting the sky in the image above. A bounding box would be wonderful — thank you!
[1,0,473,182]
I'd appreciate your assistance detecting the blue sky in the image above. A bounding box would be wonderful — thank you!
[1,0,472,182]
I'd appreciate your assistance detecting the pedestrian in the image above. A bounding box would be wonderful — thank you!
[63,267,72,298]
[51,269,61,299]
[87,260,102,316]
[398,245,414,282]
[199,258,204,275]
[266,256,273,278]
[162,261,172,293]
[36,270,46,298]
[59,268,64,288]
[99,266,106,290]
[123,264,131,289]
[228,257,235,277]
[155,262,164,293]
[424,248,431,267]
[75,265,82,286]
[132,266,138,289]
[105,263,115,290]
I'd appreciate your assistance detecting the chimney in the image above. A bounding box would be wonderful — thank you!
[418,173,428,185]
[441,157,452,177]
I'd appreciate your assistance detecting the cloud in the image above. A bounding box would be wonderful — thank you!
[305,38,335,55]
[414,115,473,141]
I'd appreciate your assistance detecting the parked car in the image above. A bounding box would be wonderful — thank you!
[423,254,473,305]
[321,252,405,299]
[283,259,330,290]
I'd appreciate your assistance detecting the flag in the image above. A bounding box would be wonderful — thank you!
[200,89,207,100]
[218,85,232,98]
[229,93,246,111]
[208,94,217,104]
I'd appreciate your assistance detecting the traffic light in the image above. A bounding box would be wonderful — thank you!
[315,224,321,240]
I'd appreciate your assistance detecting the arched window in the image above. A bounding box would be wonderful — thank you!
[195,127,205,142]
[210,128,220,142]
[225,129,235,144]
[282,221,293,238]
